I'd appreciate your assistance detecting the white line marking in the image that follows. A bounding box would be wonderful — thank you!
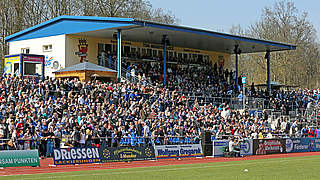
[10,156,319,180]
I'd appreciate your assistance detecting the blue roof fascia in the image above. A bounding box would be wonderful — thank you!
[133,21,296,50]
[5,15,135,42]
[3,54,21,58]
[5,15,296,51]
[58,15,134,22]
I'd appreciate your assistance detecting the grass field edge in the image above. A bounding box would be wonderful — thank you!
[3,155,320,180]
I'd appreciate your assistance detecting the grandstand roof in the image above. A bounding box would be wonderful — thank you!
[5,15,296,54]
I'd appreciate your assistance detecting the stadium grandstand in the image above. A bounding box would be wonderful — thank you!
[0,15,320,164]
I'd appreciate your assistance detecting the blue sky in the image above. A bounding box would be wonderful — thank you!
[150,0,320,38]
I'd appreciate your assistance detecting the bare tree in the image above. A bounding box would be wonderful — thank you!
[0,0,16,58]
[0,0,177,69]
[94,0,176,24]
[230,1,320,88]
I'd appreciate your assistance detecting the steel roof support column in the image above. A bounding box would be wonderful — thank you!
[236,52,238,87]
[108,55,112,69]
[42,55,45,80]
[163,35,167,87]
[117,29,122,83]
[265,50,271,96]
[234,45,241,91]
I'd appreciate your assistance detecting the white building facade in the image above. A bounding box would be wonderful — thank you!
[9,35,66,77]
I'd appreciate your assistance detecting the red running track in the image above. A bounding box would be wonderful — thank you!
[1,151,320,176]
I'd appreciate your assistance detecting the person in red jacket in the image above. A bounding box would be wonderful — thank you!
[308,127,315,138]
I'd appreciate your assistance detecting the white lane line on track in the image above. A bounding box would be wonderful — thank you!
[10,156,319,180]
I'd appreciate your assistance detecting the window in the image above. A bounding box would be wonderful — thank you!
[152,50,157,57]
[24,62,42,76]
[183,53,188,59]
[142,48,147,56]
[112,45,117,53]
[198,55,203,62]
[43,45,52,52]
[21,48,30,54]
[204,55,209,63]
[136,48,141,57]
[158,50,163,58]
[124,46,130,55]
[98,43,104,55]
[14,63,19,74]
[147,49,152,57]
[105,44,112,52]
[193,54,198,59]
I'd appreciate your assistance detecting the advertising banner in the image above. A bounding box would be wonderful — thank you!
[286,138,313,153]
[212,140,229,157]
[314,138,320,151]
[3,55,20,75]
[212,139,253,157]
[155,144,203,159]
[240,139,253,156]
[286,138,320,153]
[53,147,101,165]
[23,55,44,62]
[253,139,286,155]
[0,150,40,167]
[100,146,155,162]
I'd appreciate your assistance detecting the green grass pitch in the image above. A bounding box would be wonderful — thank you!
[2,155,320,180]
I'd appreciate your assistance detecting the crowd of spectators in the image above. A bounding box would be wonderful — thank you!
[102,51,236,97]
[120,56,320,115]
[0,72,319,158]
[103,51,320,112]
[0,52,319,157]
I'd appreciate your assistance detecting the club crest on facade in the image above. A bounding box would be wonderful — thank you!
[75,38,88,63]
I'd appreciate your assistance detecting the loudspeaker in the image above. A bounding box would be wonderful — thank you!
[203,145,213,156]
[201,131,213,156]
[201,131,212,144]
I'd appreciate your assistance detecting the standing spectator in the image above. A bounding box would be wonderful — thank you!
[80,128,86,148]
[0,131,6,150]
[85,128,92,147]
[53,128,62,148]
[71,126,80,148]
[23,129,32,150]
[238,91,243,109]
[92,126,100,147]
[111,130,118,147]
[46,128,55,157]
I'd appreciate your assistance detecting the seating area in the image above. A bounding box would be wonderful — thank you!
[0,73,319,159]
